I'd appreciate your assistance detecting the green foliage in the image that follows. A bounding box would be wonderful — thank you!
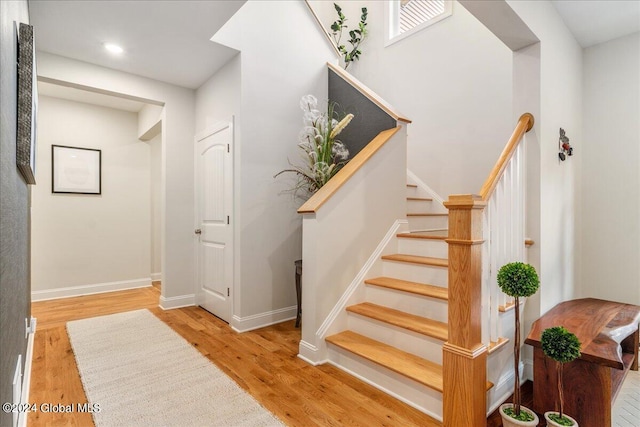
[503,406,536,422]
[548,412,575,426]
[330,3,368,69]
[541,326,581,364]
[496,262,539,298]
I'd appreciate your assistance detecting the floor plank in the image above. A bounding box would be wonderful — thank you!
[29,287,441,427]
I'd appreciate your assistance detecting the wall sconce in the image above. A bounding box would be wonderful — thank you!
[558,128,573,161]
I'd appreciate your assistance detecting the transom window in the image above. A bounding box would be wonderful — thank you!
[386,0,453,45]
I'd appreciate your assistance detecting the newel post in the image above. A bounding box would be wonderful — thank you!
[443,194,487,427]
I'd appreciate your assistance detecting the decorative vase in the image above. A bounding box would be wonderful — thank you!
[544,411,579,427]
[499,403,540,427]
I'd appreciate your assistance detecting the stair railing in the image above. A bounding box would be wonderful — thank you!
[442,113,534,427]
[481,113,532,346]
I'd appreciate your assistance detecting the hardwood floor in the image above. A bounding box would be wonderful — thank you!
[28,286,442,427]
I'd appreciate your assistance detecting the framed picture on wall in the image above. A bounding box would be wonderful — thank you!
[16,22,38,185]
[52,145,102,194]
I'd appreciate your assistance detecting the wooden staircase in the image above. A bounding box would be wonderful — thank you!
[325,183,474,420]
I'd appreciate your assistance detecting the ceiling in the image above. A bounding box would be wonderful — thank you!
[29,0,246,90]
[551,0,640,48]
[29,0,638,111]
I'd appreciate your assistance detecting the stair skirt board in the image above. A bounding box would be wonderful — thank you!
[309,220,409,363]
[327,345,443,421]
[398,237,448,259]
[364,285,448,323]
[382,262,448,287]
[346,315,445,364]
[406,169,446,207]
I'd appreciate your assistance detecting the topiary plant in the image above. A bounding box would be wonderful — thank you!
[497,262,539,420]
[541,326,581,426]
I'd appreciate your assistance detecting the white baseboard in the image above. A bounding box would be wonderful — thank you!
[523,358,534,382]
[159,293,196,310]
[298,340,327,366]
[230,306,297,333]
[150,272,162,281]
[487,361,526,416]
[31,278,152,301]
[17,321,36,427]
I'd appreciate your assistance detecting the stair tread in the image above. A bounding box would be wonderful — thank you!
[382,254,448,268]
[406,184,418,188]
[326,330,444,392]
[347,302,448,341]
[407,197,433,201]
[397,231,447,240]
[407,213,448,217]
[365,276,448,300]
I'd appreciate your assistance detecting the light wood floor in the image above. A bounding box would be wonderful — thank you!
[29,285,441,427]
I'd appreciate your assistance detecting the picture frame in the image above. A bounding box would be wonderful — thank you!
[16,22,38,185]
[52,145,102,194]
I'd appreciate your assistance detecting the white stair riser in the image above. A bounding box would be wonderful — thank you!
[365,285,448,323]
[407,216,448,230]
[398,238,448,258]
[346,314,444,364]
[407,200,434,214]
[327,346,443,421]
[382,262,448,287]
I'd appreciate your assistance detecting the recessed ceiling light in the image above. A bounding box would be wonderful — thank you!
[104,43,124,54]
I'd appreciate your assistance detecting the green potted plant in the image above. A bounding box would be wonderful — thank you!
[497,262,540,427]
[541,326,581,427]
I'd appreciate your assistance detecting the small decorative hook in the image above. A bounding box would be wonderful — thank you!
[558,128,573,161]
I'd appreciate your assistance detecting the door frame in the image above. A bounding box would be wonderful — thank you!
[194,118,234,321]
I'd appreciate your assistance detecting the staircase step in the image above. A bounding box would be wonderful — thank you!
[397,230,447,240]
[406,184,418,188]
[347,302,448,341]
[407,197,433,201]
[365,277,448,301]
[382,254,448,268]
[407,213,448,217]
[326,330,445,392]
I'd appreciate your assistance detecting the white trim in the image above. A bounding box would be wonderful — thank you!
[406,169,446,206]
[31,278,152,302]
[194,121,231,144]
[159,293,196,310]
[230,306,297,333]
[326,359,443,422]
[523,358,534,382]
[150,272,162,281]
[17,322,36,427]
[298,340,327,366]
[316,219,407,342]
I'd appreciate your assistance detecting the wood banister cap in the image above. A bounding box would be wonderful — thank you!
[444,194,486,209]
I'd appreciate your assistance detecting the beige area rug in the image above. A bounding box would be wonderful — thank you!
[67,309,284,427]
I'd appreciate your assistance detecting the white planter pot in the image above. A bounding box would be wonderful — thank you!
[499,403,540,427]
[544,411,579,427]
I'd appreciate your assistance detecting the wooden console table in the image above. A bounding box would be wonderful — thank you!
[525,298,640,427]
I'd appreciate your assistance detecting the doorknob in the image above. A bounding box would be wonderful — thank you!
[194,229,202,235]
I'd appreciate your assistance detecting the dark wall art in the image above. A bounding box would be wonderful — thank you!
[16,22,37,185]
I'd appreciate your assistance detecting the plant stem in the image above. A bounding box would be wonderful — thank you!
[514,296,521,416]
[558,362,564,419]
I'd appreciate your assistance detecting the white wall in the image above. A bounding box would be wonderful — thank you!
[195,54,240,132]
[37,52,195,307]
[581,32,640,305]
[149,133,162,280]
[208,1,337,329]
[32,96,151,298]
[308,0,513,199]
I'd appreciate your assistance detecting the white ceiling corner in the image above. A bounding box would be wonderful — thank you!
[551,0,640,48]
[29,0,246,90]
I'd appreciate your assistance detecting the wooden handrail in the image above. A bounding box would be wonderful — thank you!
[327,63,412,124]
[478,113,534,200]
[298,127,401,214]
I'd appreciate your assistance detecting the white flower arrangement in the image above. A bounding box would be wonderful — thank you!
[275,94,353,198]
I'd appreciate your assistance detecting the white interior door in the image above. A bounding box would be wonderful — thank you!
[195,121,233,322]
